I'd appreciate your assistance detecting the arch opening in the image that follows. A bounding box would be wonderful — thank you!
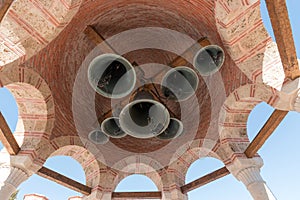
[247,102,274,141]
[0,87,18,150]
[185,157,251,200]
[1,82,53,151]
[17,156,85,200]
[115,174,159,192]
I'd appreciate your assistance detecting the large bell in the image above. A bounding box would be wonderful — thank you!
[101,117,126,138]
[119,99,170,138]
[156,118,183,140]
[193,45,225,76]
[88,129,109,144]
[162,67,199,101]
[88,53,136,98]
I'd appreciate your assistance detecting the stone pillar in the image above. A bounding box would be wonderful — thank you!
[227,157,276,200]
[0,165,29,200]
[236,166,276,200]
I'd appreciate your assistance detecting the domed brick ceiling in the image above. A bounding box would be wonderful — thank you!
[22,0,251,168]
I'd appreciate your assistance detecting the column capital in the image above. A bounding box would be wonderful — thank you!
[0,165,30,200]
[235,166,264,187]
[226,157,264,178]
[275,75,300,111]
[1,165,29,187]
[226,158,276,200]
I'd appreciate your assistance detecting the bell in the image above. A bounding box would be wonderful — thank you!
[156,118,183,140]
[101,117,126,138]
[193,45,225,76]
[119,99,170,138]
[88,129,109,144]
[162,66,199,101]
[88,53,136,98]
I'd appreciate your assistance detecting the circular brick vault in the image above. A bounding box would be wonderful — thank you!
[1,0,261,171]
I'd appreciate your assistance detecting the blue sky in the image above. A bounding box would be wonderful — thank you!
[0,1,300,199]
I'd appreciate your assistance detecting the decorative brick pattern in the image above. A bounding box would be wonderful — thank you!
[218,83,278,163]
[0,1,294,199]
[0,65,55,165]
[215,0,288,92]
[0,0,82,66]
[48,137,102,189]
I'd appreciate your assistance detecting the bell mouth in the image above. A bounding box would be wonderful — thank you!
[119,99,170,139]
[101,117,126,138]
[161,66,199,101]
[156,118,184,140]
[193,45,225,76]
[88,129,109,144]
[88,53,136,98]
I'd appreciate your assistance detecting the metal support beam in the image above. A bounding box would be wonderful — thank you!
[181,167,230,194]
[0,112,20,155]
[37,167,92,195]
[112,192,162,199]
[0,0,13,22]
[265,0,300,80]
[245,109,288,158]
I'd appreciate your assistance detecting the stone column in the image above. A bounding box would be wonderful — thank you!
[0,165,29,200]
[227,157,276,200]
[236,166,276,200]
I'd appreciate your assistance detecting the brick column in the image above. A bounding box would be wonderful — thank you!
[227,157,276,200]
[0,165,29,200]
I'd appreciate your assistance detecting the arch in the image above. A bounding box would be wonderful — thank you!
[0,87,18,144]
[0,0,82,66]
[48,137,101,189]
[115,174,159,192]
[17,155,86,200]
[247,102,274,141]
[167,139,222,181]
[44,155,86,184]
[185,157,252,200]
[215,0,285,89]
[185,157,224,184]
[217,83,278,163]
[111,158,163,192]
[0,65,55,164]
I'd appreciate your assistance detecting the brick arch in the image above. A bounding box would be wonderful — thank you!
[215,0,285,88]
[0,0,82,66]
[110,156,163,191]
[0,64,55,164]
[217,83,278,163]
[167,139,222,182]
[113,170,162,192]
[48,138,102,189]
